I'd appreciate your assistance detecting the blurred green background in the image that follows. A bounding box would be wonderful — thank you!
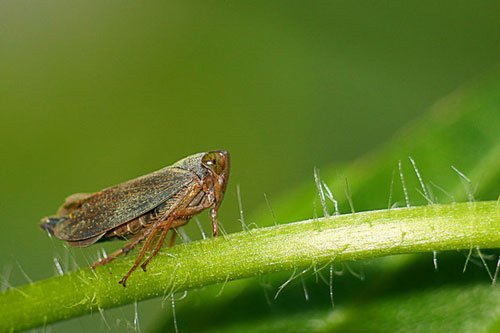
[1,1,499,331]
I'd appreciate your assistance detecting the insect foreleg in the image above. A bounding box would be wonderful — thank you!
[211,207,218,237]
[168,197,219,236]
[177,205,219,236]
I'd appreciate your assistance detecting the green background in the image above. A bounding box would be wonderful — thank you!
[1,1,499,331]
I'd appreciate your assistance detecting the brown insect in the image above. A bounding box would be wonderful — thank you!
[41,151,230,287]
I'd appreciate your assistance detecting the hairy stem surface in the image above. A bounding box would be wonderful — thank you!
[0,201,498,332]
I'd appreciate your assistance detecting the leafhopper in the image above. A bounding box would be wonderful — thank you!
[41,151,230,286]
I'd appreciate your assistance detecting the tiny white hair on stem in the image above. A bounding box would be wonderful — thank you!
[398,160,411,208]
[314,167,330,217]
[237,184,249,231]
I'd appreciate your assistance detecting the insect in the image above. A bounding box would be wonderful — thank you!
[41,150,230,287]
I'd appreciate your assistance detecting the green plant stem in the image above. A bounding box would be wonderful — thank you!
[1,201,499,332]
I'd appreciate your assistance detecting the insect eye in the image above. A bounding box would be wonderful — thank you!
[202,152,224,174]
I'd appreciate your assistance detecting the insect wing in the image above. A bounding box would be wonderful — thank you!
[54,166,194,242]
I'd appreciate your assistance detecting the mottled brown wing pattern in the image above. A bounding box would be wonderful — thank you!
[40,150,230,287]
[54,166,194,241]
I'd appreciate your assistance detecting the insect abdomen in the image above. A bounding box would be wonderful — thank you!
[104,216,151,239]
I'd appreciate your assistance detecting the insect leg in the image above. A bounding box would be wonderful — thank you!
[138,187,209,272]
[118,185,201,284]
[119,227,161,287]
[174,204,219,237]
[211,207,218,237]
[120,181,206,285]
[140,226,170,272]
[168,231,177,247]
[91,229,150,269]
[170,199,219,236]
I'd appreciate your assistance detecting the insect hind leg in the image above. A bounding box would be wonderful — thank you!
[140,217,184,272]
[91,228,150,269]
[118,226,162,287]
[140,226,170,272]
[168,231,177,247]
